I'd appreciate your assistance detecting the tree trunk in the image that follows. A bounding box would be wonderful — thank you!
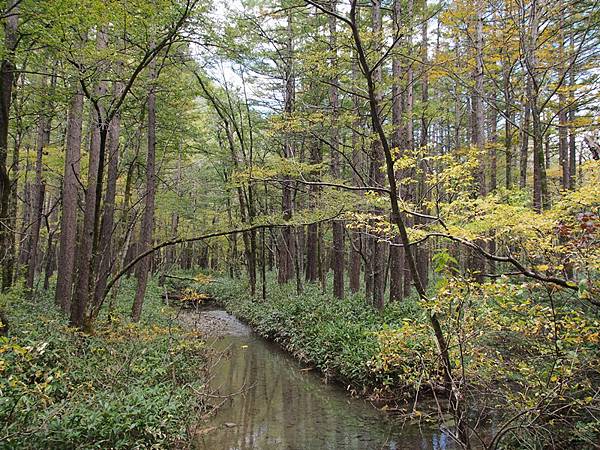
[91,79,123,318]
[401,0,415,299]
[26,75,53,293]
[305,143,320,283]
[55,86,83,313]
[473,8,486,196]
[527,0,548,212]
[370,0,385,310]
[131,60,157,322]
[71,29,108,328]
[0,0,19,291]
[4,108,21,289]
[519,77,532,189]
[503,55,514,189]
[568,31,576,190]
[389,0,404,303]
[417,5,430,289]
[278,10,296,285]
[349,45,362,294]
[329,0,344,299]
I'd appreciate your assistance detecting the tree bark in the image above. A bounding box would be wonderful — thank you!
[503,54,514,189]
[519,76,532,189]
[92,79,123,318]
[473,6,486,197]
[389,0,404,303]
[305,142,320,282]
[131,60,157,322]
[348,40,362,294]
[329,0,344,299]
[0,0,19,291]
[26,75,53,293]
[370,0,385,310]
[568,31,576,190]
[402,0,415,299]
[527,0,548,212]
[71,29,108,328]
[417,4,430,288]
[278,10,296,285]
[55,86,83,313]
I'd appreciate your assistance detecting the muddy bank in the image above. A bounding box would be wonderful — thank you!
[178,305,251,337]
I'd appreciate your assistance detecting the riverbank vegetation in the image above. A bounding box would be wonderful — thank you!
[0,280,208,449]
[1,0,599,448]
[194,272,599,448]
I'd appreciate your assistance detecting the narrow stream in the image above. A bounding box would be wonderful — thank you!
[186,307,455,450]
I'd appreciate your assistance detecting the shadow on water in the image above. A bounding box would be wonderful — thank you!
[189,308,456,450]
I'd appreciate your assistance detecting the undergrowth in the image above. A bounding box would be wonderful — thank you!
[189,272,600,449]
[199,275,429,398]
[0,278,208,449]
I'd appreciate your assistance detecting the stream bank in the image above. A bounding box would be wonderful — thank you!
[181,304,456,450]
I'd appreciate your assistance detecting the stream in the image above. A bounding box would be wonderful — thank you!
[183,307,456,450]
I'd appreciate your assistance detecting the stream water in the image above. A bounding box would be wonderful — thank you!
[186,307,456,450]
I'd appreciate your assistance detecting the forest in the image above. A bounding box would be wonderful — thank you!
[0,0,599,448]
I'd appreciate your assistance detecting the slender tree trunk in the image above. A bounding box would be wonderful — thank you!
[519,77,532,189]
[92,80,123,318]
[503,56,514,189]
[305,142,320,282]
[329,0,344,299]
[0,0,19,291]
[4,111,21,289]
[370,0,385,310]
[558,29,569,190]
[55,87,83,313]
[131,60,157,322]
[568,32,576,190]
[470,4,487,282]
[527,0,548,212]
[349,45,362,294]
[416,5,430,288]
[278,11,296,285]
[18,159,32,269]
[43,227,56,291]
[474,7,486,197]
[389,0,404,303]
[488,102,498,274]
[168,145,181,266]
[402,0,415,299]
[26,75,53,293]
[71,29,108,328]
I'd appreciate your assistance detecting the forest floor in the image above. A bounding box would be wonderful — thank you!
[0,278,210,449]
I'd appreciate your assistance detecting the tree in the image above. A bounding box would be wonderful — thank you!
[0,0,19,291]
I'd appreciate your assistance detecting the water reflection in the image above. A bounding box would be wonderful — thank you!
[193,309,455,450]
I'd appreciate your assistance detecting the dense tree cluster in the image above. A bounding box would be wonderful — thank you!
[1,0,599,447]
